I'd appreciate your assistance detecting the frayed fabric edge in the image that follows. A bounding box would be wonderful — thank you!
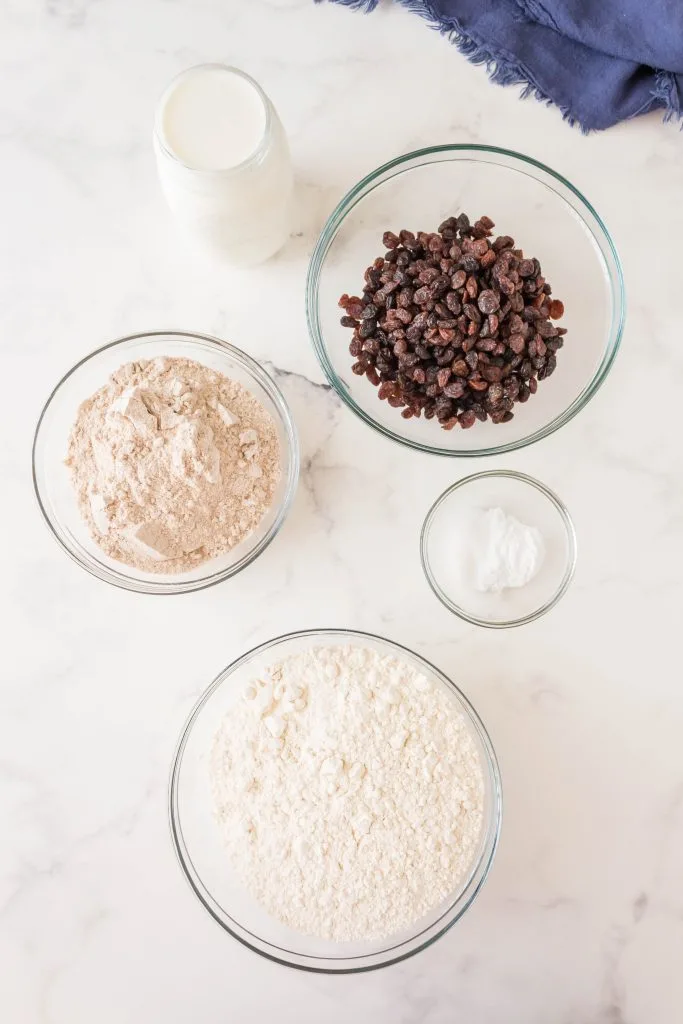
[651,70,682,124]
[315,0,382,9]
[323,0,683,131]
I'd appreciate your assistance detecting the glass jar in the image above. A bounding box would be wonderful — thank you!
[153,65,293,266]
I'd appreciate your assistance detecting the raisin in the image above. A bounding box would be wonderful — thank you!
[460,254,479,273]
[413,286,431,305]
[444,380,466,399]
[508,333,526,355]
[493,235,514,252]
[482,365,503,383]
[536,320,556,338]
[477,290,499,315]
[487,383,504,405]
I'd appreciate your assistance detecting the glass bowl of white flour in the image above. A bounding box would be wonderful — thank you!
[32,330,299,594]
[170,628,502,972]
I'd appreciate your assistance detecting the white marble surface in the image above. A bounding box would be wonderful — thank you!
[2,0,683,1020]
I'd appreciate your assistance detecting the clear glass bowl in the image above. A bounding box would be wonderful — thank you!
[32,330,299,594]
[306,145,625,457]
[169,628,502,973]
[421,471,577,627]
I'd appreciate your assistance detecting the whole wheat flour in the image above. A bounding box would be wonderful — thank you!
[66,356,280,573]
[210,645,485,941]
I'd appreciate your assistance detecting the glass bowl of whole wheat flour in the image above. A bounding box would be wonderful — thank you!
[170,628,502,972]
[32,330,299,594]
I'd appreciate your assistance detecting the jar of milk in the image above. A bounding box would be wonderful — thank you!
[154,64,293,266]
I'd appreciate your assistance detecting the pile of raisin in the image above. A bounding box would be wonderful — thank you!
[339,214,566,429]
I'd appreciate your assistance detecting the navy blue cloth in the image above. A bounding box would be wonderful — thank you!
[323,0,683,131]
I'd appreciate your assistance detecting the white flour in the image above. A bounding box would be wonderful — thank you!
[210,645,485,941]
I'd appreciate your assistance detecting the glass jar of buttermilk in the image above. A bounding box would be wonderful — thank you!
[154,64,293,266]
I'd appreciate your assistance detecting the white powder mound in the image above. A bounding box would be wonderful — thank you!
[210,645,485,942]
[65,356,280,573]
[472,507,545,594]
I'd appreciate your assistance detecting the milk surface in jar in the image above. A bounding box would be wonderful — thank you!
[154,65,293,265]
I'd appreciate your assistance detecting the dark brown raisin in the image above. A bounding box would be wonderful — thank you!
[487,383,504,405]
[477,289,500,315]
[536,320,556,338]
[508,333,526,355]
[444,380,466,399]
[493,235,514,252]
[482,365,503,383]
[463,303,481,323]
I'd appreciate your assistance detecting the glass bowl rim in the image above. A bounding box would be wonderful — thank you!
[305,143,626,458]
[420,469,577,628]
[168,626,503,973]
[32,329,300,595]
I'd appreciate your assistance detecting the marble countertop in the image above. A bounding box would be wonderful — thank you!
[2,1,682,1021]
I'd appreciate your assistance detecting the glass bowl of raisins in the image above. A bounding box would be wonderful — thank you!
[306,145,624,456]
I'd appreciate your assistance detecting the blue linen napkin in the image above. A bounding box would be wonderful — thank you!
[321,0,683,131]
